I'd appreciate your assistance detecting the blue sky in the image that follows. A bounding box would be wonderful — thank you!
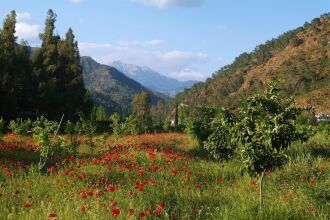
[0,0,329,81]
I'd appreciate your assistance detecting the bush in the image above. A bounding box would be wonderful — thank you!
[204,108,236,162]
[32,116,63,170]
[111,114,140,136]
[290,37,304,47]
[8,118,33,135]
[185,105,217,145]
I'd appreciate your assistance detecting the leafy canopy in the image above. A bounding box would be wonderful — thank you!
[236,82,309,177]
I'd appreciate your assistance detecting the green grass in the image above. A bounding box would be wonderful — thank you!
[0,133,329,219]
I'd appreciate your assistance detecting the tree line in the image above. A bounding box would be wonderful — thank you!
[0,9,89,121]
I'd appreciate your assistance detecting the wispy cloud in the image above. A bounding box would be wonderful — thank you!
[133,0,204,8]
[15,22,41,42]
[10,12,41,43]
[79,41,208,81]
[118,39,162,47]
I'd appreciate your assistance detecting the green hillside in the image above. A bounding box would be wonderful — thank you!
[81,56,167,115]
[173,13,330,115]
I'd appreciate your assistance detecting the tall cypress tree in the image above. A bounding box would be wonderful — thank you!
[59,28,86,119]
[33,9,62,119]
[0,11,18,119]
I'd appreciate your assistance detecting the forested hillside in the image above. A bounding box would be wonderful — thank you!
[81,56,166,115]
[173,13,330,114]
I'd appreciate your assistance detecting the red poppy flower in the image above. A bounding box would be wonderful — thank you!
[195,183,201,189]
[23,203,31,209]
[112,208,121,216]
[139,212,145,217]
[128,209,134,215]
[310,178,315,185]
[108,186,116,192]
[110,201,117,207]
[159,202,165,208]
[155,207,162,215]
[81,192,87,199]
[137,171,144,177]
[146,210,151,216]
[87,191,94,196]
[49,213,56,218]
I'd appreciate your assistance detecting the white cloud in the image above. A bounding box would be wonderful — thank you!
[16,12,32,22]
[15,22,41,42]
[118,39,162,47]
[79,41,208,81]
[168,69,205,81]
[133,0,204,8]
[70,0,83,3]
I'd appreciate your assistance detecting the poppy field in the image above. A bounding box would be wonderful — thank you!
[0,132,329,219]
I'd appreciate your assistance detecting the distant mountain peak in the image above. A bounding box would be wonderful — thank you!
[111,60,198,97]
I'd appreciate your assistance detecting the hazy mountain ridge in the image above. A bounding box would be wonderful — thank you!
[111,60,197,97]
[81,56,166,115]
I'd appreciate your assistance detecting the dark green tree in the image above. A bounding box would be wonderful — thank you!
[0,11,18,119]
[33,9,61,119]
[132,92,152,133]
[59,28,86,119]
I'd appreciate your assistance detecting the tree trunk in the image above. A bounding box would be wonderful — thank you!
[259,171,265,220]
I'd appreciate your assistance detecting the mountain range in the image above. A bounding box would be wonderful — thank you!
[111,61,197,97]
[80,56,167,115]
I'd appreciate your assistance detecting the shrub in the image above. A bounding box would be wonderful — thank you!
[204,108,236,162]
[8,118,33,135]
[185,105,217,146]
[32,116,63,170]
[111,114,140,136]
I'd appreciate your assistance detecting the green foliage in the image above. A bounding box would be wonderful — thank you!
[236,82,310,177]
[235,82,312,212]
[8,118,33,135]
[78,112,97,154]
[95,105,108,121]
[132,92,152,133]
[31,116,63,170]
[204,108,236,161]
[111,113,140,136]
[185,105,217,145]
[0,11,34,119]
